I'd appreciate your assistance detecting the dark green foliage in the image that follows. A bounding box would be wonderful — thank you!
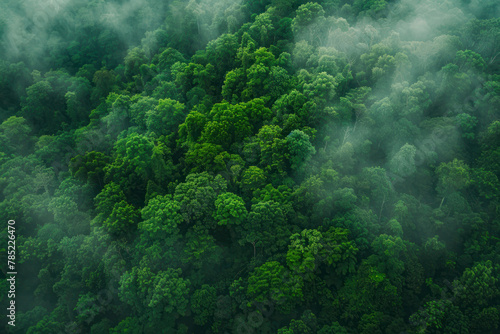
[190,284,217,325]
[247,261,304,313]
[0,116,33,155]
[70,151,111,189]
[146,98,186,137]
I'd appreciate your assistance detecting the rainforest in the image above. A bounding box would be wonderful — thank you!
[0,0,500,333]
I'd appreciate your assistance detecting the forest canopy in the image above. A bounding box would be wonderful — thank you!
[0,0,500,333]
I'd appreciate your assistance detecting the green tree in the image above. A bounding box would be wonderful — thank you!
[157,48,186,74]
[173,172,227,229]
[21,80,65,134]
[336,262,401,321]
[129,95,159,130]
[247,261,304,314]
[94,182,126,222]
[201,101,251,148]
[91,68,117,104]
[353,0,388,18]
[239,200,291,257]
[367,234,407,290]
[139,195,182,239]
[109,317,143,334]
[454,260,499,309]
[200,98,272,149]
[360,167,394,219]
[65,77,92,127]
[102,200,139,237]
[255,125,289,177]
[184,143,224,174]
[286,129,316,171]
[25,306,67,334]
[240,166,266,195]
[436,159,471,208]
[388,143,417,178]
[213,192,247,226]
[124,47,148,80]
[472,168,500,200]
[119,266,191,319]
[477,121,500,177]
[455,50,486,72]
[292,3,325,29]
[178,106,208,143]
[70,151,111,189]
[182,231,223,270]
[104,133,155,204]
[0,116,33,154]
[146,98,186,137]
[456,113,478,140]
[302,72,338,106]
[291,2,326,43]
[287,227,358,280]
[221,67,247,103]
[48,194,91,236]
[191,285,217,325]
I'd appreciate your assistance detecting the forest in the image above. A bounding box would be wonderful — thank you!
[0,0,499,333]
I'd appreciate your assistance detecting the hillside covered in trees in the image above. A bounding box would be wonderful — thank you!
[1,0,500,333]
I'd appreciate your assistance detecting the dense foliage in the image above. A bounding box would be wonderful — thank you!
[1,0,500,333]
